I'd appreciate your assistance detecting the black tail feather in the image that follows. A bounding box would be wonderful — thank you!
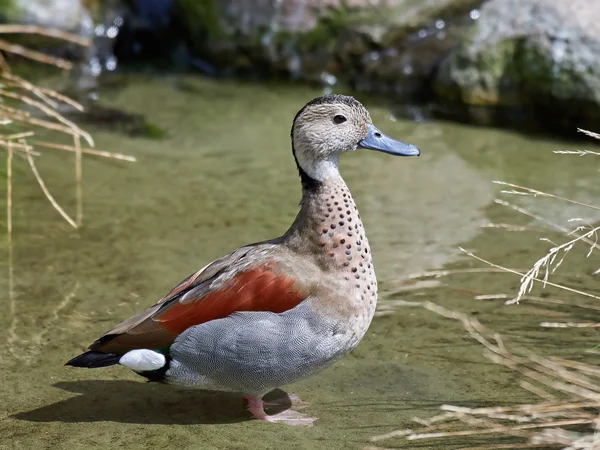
[65,351,121,368]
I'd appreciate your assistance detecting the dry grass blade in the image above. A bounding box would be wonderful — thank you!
[476,293,600,313]
[6,139,12,241]
[577,128,600,140]
[494,181,600,212]
[0,138,41,156]
[33,140,136,162]
[74,134,82,226]
[459,445,562,449]
[375,130,600,449]
[407,418,592,440]
[7,131,34,140]
[0,38,72,69]
[0,25,90,47]
[459,247,600,304]
[540,322,600,328]
[512,223,600,302]
[495,199,581,237]
[0,26,138,243]
[483,222,545,232]
[4,73,84,111]
[0,102,30,117]
[371,301,600,448]
[405,268,526,280]
[0,89,94,146]
[554,150,600,157]
[2,112,88,143]
[21,137,77,228]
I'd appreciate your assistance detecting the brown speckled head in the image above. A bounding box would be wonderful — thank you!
[290,94,419,187]
[291,95,371,183]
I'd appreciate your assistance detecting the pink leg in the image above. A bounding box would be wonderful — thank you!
[246,395,317,426]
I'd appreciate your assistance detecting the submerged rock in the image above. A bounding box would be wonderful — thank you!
[434,0,600,131]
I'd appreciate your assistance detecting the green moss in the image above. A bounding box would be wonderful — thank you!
[0,0,19,21]
[140,121,166,140]
[174,0,230,49]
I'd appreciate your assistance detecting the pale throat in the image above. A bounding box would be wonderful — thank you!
[296,153,341,182]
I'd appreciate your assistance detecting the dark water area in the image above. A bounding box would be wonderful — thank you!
[2,75,600,449]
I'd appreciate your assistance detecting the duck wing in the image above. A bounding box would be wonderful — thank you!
[77,244,309,356]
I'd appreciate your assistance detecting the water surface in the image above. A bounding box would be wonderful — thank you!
[2,76,599,449]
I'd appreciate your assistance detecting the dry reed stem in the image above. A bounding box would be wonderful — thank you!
[370,301,600,447]
[475,293,600,313]
[549,358,600,378]
[376,139,600,448]
[74,134,82,226]
[483,223,545,232]
[0,139,41,156]
[0,51,9,73]
[405,268,527,280]
[494,199,558,227]
[0,25,90,47]
[2,78,58,109]
[459,248,600,304]
[577,128,600,140]
[495,181,600,213]
[0,89,94,146]
[0,102,31,117]
[2,111,86,142]
[0,102,30,116]
[519,380,557,401]
[459,445,562,449]
[22,137,77,228]
[0,38,72,69]
[555,150,600,157]
[0,28,137,250]
[7,131,34,140]
[3,73,84,111]
[33,140,136,162]
[6,139,12,241]
[540,322,600,328]
[510,222,600,302]
[406,419,591,440]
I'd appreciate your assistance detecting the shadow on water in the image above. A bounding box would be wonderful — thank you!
[15,382,293,425]
[14,380,524,427]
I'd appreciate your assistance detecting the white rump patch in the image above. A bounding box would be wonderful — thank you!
[119,349,166,372]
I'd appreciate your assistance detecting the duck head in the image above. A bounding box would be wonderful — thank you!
[291,94,420,184]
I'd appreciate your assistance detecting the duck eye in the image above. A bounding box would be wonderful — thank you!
[333,115,347,124]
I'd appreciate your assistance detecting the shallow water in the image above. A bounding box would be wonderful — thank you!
[2,75,600,449]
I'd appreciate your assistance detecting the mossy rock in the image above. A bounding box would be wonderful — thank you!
[434,0,600,130]
[0,0,99,65]
[173,0,483,82]
[0,0,19,22]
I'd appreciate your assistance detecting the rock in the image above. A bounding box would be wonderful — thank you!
[173,0,483,87]
[0,0,125,92]
[0,0,97,62]
[434,0,600,131]
[7,0,94,34]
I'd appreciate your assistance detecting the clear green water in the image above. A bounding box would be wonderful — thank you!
[2,76,600,449]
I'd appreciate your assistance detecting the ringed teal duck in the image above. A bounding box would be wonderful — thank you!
[66,94,420,425]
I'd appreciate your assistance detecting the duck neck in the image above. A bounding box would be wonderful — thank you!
[285,165,372,273]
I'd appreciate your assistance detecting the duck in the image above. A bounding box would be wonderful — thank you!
[66,94,420,425]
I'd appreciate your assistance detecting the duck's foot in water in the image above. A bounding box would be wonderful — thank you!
[245,395,317,426]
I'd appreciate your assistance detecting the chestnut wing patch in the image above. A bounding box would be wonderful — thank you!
[158,265,306,334]
[92,263,307,354]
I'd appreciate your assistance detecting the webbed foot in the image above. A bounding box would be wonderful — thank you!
[245,394,317,426]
